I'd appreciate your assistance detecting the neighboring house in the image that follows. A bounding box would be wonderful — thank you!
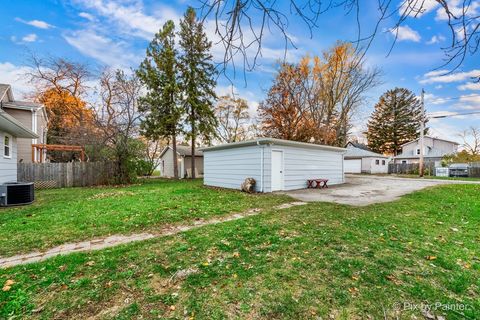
[0,109,38,184]
[393,136,459,166]
[0,84,48,163]
[201,138,345,192]
[159,145,204,178]
[344,142,389,174]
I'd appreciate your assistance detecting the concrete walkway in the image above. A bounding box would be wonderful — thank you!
[0,201,306,269]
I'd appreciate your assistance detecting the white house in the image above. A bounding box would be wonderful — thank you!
[201,138,346,192]
[0,109,38,184]
[393,136,459,166]
[344,142,389,174]
[158,145,204,178]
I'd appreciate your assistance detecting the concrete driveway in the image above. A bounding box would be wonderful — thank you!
[283,175,480,206]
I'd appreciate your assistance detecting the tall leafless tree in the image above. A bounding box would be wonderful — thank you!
[199,1,479,78]
[459,126,480,155]
[94,69,144,183]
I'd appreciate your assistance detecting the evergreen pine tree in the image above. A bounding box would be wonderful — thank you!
[367,88,426,155]
[137,20,182,178]
[178,7,217,179]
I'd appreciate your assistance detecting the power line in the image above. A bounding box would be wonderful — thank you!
[430,110,480,118]
[427,93,480,104]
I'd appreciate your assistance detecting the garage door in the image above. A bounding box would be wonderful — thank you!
[344,159,361,173]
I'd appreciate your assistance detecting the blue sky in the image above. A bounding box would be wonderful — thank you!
[1,0,479,144]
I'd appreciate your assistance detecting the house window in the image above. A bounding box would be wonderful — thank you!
[416,148,420,155]
[4,135,11,158]
[402,160,407,164]
[375,159,379,165]
[382,160,386,165]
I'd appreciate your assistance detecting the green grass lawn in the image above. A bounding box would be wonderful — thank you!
[1,183,479,319]
[0,179,291,256]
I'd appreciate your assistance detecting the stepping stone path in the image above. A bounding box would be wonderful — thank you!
[0,202,306,268]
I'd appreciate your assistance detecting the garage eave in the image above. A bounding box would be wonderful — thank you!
[201,138,346,153]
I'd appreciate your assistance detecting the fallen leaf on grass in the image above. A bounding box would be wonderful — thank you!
[2,279,15,291]
[85,261,95,266]
[385,275,402,285]
[450,227,459,232]
[425,256,437,261]
[351,275,359,281]
[348,287,359,295]
[232,252,240,258]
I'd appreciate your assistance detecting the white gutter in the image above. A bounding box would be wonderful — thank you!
[257,141,264,192]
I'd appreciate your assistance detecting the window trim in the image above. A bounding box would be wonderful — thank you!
[375,159,380,165]
[3,134,12,159]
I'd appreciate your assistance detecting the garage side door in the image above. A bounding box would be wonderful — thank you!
[344,159,361,173]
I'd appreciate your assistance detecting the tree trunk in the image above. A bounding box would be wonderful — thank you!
[191,107,196,179]
[172,134,179,179]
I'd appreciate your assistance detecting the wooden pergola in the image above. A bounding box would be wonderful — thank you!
[32,144,85,163]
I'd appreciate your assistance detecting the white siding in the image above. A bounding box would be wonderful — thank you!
[160,148,178,178]
[0,132,18,184]
[204,145,262,192]
[345,159,362,173]
[275,145,344,190]
[362,157,388,174]
[203,143,344,192]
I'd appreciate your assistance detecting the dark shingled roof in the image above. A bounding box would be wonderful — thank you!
[346,142,371,151]
[175,145,203,156]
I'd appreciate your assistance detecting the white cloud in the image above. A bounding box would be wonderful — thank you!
[390,25,421,42]
[63,29,140,69]
[72,0,177,40]
[435,0,480,21]
[426,35,446,45]
[22,33,38,42]
[0,62,35,97]
[79,12,95,21]
[420,69,480,84]
[15,17,54,29]
[459,94,480,105]
[400,0,439,17]
[458,82,480,90]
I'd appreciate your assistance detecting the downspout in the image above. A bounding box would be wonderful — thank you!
[32,110,37,162]
[257,141,264,192]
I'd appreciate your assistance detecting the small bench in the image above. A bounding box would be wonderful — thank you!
[307,178,329,189]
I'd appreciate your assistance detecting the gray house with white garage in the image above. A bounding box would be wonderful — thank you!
[201,138,346,192]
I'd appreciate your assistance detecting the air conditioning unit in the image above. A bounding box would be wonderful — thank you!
[0,182,35,206]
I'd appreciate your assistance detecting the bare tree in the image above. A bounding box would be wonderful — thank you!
[143,138,166,175]
[214,95,254,142]
[199,1,479,77]
[259,43,380,146]
[26,54,91,105]
[459,126,480,155]
[94,69,144,183]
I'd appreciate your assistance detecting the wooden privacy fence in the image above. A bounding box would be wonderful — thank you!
[388,162,435,175]
[469,162,480,177]
[18,162,116,189]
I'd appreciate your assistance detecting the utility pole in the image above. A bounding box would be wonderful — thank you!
[419,89,425,177]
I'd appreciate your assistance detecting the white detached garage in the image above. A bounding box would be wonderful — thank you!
[201,138,346,192]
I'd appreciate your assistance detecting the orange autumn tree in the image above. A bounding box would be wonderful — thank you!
[26,56,98,151]
[259,42,380,146]
[37,88,95,144]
